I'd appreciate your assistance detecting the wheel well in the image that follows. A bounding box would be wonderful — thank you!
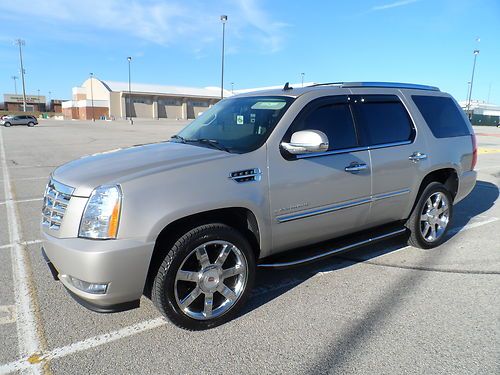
[143,207,260,297]
[416,168,459,204]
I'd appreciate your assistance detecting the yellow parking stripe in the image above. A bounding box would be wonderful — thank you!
[478,148,500,154]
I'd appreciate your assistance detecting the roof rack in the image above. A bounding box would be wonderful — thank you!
[309,82,440,92]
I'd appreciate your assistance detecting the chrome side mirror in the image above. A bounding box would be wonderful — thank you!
[281,130,329,155]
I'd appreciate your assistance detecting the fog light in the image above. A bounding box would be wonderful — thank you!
[68,276,108,294]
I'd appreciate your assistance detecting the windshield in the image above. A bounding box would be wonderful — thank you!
[174,96,294,153]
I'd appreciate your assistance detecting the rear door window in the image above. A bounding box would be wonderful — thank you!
[412,95,470,138]
[284,96,358,151]
[352,96,414,146]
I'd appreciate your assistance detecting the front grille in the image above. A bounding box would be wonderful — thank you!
[42,179,74,231]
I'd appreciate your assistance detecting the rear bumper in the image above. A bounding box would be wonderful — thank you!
[455,170,477,203]
[41,231,155,312]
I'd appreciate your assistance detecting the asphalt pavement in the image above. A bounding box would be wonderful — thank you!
[0,119,498,374]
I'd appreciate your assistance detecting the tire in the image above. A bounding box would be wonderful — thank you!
[27,122,35,127]
[152,223,255,330]
[4,122,11,127]
[406,182,453,249]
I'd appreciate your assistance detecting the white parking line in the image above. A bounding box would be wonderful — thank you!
[0,129,43,375]
[0,305,16,325]
[0,176,48,182]
[0,240,43,250]
[448,216,499,235]
[0,318,166,374]
[0,198,43,206]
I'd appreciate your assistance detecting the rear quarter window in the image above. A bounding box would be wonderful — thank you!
[412,95,471,138]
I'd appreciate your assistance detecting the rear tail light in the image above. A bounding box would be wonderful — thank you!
[471,133,477,170]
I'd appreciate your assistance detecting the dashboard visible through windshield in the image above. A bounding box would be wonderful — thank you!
[172,96,294,153]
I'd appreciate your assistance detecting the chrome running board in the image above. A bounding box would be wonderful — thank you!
[258,228,407,269]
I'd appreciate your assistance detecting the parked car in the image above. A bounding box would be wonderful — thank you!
[1,115,38,127]
[41,82,477,330]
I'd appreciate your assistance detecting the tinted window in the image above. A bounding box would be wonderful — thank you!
[353,99,413,146]
[412,95,470,138]
[286,102,358,151]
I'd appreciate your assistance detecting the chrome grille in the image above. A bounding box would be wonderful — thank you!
[42,179,74,231]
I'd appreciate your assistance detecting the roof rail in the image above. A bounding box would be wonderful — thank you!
[308,82,440,91]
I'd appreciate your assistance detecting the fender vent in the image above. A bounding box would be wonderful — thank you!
[229,168,262,183]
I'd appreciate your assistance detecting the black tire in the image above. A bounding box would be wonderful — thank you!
[152,223,256,330]
[4,122,11,127]
[27,122,35,127]
[406,182,453,249]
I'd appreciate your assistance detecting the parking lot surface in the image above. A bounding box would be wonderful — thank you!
[0,120,499,374]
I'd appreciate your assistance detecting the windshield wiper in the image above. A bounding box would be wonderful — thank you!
[189,138,230,153]
[170,134,186,143]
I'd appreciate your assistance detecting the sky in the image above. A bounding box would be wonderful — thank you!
[0,0,499,104]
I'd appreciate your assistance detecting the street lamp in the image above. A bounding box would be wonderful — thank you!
[89,73,95,122]
[127,56,133,124]
[301,72,305,88]
[14,39,27,112]
[11,76,18,95]
[220,15,228,100]
[231,82,234,94]
[466,49,480,120]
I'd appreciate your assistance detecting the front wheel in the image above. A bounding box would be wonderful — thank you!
[152,223,255,330]
[4,122,11,127]
[27,122,35,127]
[406,182,453,249]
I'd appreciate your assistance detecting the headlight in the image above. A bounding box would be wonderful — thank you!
[79,185,122,239]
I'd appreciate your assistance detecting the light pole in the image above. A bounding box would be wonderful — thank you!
[89,73,95,121]
[48,91,51,112]
[11,76,18,94]
[231,82,234,94]
[301,72,305,87]
[14,39,27,112]
[127,56,133,124]
[220,15,228,100]
[466,49,480,120]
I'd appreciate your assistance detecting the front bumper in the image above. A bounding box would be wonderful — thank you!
[41,231,155,312]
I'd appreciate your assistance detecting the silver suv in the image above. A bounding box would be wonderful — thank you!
[1,114,38,127]
[41,82,477,330]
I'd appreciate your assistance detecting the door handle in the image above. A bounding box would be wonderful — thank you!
[345,163,367,173]
[408,152,428,162]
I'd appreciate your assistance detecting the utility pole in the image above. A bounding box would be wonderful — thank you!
[220,15,228,100]
[11,76,18,95]
[466,49,480,120]
[90,73,95,121]
[14,39,27,112]
[127,57,133,124]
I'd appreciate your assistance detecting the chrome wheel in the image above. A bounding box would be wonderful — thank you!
[420,192,450,242]
[174,240,248,320]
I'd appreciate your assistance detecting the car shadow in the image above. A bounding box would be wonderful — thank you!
[240,180,498,319]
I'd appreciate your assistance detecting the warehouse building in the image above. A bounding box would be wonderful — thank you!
[62,78,226,120]
[459,100,500,126]
[3,94,46,112]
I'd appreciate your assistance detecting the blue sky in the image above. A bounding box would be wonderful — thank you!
[0,0,499,103]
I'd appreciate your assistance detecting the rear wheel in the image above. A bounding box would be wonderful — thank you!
[152,223,255,330]
[4,122,11,127]
[27,122,35,127]
[406,182,453,249]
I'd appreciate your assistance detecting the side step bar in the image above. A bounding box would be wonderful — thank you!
[258,228,407,269]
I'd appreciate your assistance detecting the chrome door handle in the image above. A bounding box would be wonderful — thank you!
[345,163,367,173]
[408,152,427,162]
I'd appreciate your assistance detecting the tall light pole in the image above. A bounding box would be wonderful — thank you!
[220,15,228,100]
[11,76,18,94]
[466,49,480,120]
[127,56,133,124]
[89,73,95,122]
[14,39,27,112]
[231,82,234,94]
[301,72,305,87]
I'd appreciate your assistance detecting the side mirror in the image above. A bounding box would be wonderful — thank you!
[281,130,329,155]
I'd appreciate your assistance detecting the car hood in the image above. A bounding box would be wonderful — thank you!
[52,141,231,197]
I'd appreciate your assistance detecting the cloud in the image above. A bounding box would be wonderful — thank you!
[372,0,420,11]
[0,0,287,53]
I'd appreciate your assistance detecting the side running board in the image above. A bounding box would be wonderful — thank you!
[258,227,407,269]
